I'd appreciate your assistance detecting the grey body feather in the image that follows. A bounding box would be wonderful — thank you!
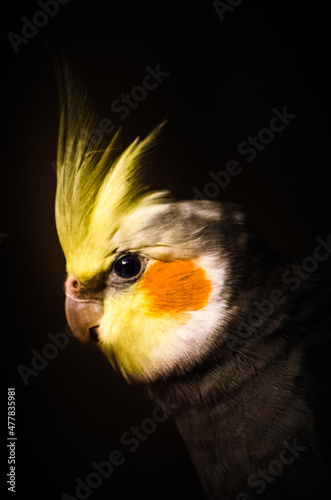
[148,205,331,499]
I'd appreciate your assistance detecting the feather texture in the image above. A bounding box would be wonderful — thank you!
[55,62,168,279]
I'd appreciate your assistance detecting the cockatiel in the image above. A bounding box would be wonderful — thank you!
[54,66,331,499]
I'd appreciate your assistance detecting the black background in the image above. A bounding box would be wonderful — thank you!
[2,1,330,499]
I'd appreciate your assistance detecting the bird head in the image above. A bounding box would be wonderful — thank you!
[55,68,253,383]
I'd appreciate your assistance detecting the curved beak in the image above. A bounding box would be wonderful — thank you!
[65,275,104,349]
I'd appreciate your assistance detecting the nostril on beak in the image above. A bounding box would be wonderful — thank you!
[89,326,100,342]
[72,279,79,289]
[66,275,82,295]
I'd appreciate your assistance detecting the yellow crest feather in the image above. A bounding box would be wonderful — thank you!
[55,64,167,279]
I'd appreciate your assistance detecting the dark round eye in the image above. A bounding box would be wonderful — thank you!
[113,253,142,279]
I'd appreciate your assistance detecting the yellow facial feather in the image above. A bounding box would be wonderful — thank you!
[99,284,190,381]
[98,260,212,380]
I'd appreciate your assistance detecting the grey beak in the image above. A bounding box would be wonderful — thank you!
[65,275,104,348]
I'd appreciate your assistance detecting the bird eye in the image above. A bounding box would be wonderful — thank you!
[113,253,143,280]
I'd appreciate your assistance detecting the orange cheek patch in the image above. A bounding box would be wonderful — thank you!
[141,260,212,313]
